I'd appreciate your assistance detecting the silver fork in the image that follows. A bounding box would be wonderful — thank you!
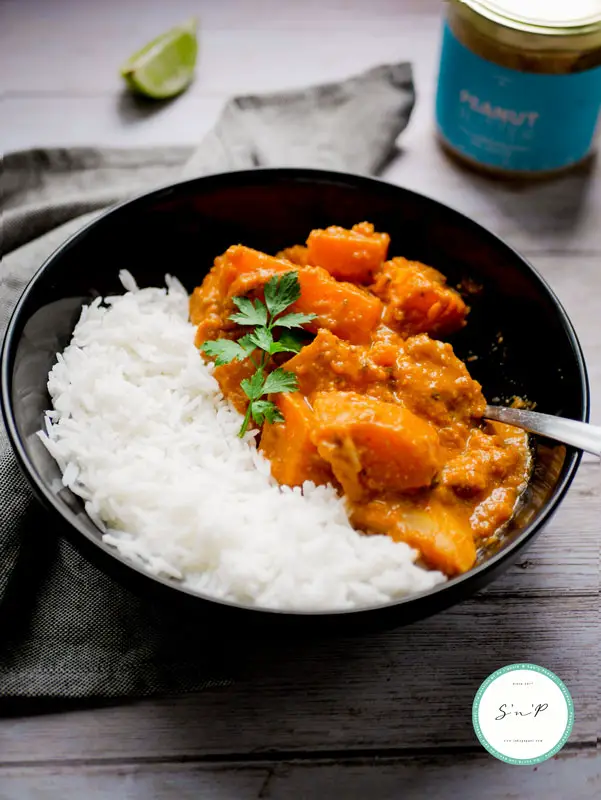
[484,405,601,458]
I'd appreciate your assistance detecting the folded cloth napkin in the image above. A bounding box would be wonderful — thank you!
[0,63,415,700]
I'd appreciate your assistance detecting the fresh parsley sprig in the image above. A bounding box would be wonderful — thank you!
[202,272,316,437]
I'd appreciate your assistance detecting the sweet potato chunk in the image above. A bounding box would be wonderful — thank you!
[192,247,296,341]
[350,499,477,576]
[311,392,443,500]
[293,266,382,344]
[306,222,390,283]
[260,394,332,488]
[440,424,530,539]
[284,330,394,400]
[225,247,382,345]
[440,428,525,499]
[193,245,382,346]
[213,358,255,415]
[190,254,235,344]
[221,245,294,286]
[393,334,486,445]
[275,245,312,267]
[191,247,275,346]
[371,257,468,338]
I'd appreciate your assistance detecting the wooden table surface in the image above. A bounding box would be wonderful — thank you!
[2,1,600,797]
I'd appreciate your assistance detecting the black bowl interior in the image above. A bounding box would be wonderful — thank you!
[1,169,588,631]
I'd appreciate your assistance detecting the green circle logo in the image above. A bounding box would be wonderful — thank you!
[472,663,574,765]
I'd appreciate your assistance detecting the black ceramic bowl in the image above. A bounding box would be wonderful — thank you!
[1,169,589,635]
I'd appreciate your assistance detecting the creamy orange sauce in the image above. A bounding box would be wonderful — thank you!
[190,222,531,577]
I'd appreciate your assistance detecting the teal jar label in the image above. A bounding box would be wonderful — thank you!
[436,23,601,172]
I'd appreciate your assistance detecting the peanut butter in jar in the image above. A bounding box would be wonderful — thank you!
[435,0,601,177]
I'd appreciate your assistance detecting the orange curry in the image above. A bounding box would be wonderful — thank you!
[190,222,531,577]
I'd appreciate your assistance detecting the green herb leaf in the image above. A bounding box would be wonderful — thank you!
[250,399,284,426]
[272,311,317,329]
[269,332,306,355]
[229,296,268,327]
[200,268,315,436]
[269,341,297,355]
[274,330,306,354]
[248,326,273,353]
[264,271,301,317]
[202,339,248,366]
[263,367,298,396]
[237,334,258,358]
[241,369,266,401]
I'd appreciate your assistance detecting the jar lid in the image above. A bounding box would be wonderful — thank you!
[460,0,601,34]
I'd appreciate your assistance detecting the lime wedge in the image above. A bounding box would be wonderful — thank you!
[120,18,198,100]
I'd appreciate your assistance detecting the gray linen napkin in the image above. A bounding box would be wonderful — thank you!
[0,63,415,699]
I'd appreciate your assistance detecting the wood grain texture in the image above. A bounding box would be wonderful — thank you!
[1,750,598,799]
[1,588,597,763]
[1,95,224,151]
[1,5,440,95]
[1,0,599,795]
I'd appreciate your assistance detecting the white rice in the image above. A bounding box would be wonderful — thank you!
[38,271,446,610]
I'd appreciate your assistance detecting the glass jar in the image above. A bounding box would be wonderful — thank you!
[435,0,601,177]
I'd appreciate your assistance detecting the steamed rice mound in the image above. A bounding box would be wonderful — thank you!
[39,272,445,611]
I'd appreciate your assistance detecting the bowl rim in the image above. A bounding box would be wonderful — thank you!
[0,166,590,617]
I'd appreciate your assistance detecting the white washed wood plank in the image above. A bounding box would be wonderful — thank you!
[0,762,266,800]
[534,255,600,355]
[263,751,598,800]
[0,592,596,762]
[1,21,440,95]
[0,749,598,800]
[264,751,600,800]
[1,0,440,44]
[1,95,224,151]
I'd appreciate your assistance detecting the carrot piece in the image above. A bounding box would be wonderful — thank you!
[306,222,390,283]
[260,394,333,488]
[350,499,477,576]
[371,257,468,338]
[311,391,443,499]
